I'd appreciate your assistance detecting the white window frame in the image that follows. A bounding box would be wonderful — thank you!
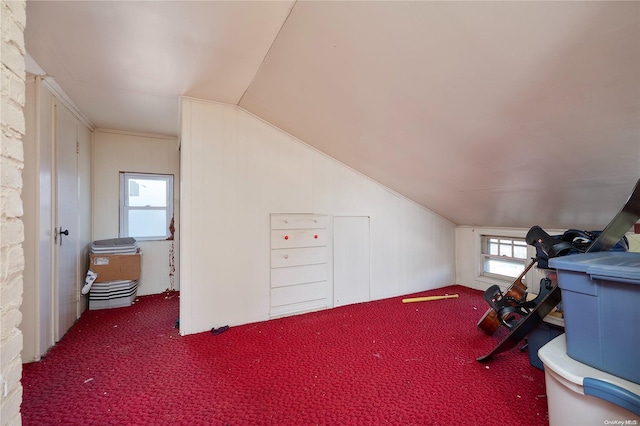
[480,235,528,281]
[119,172,173,241]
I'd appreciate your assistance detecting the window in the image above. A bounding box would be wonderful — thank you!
[481,236,527,280]
[120,172,173,240]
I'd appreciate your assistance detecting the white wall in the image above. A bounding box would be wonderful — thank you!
[92,130,180,296]
[180,98,456,335]
[628,233,640,252]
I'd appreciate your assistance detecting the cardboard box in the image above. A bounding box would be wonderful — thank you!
[89,252,141,283]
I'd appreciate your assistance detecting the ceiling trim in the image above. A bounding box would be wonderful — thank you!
[27,52,95,130]
[94,128,178,141]
[40,76,95,131]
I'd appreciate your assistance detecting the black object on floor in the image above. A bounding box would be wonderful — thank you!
[211,325,229,335]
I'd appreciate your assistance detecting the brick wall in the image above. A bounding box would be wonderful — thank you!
[1,1,26,425]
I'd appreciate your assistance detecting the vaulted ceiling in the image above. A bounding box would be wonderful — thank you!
[25,1,640,230]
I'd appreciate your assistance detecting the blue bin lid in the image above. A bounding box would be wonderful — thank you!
[549,252,640,283]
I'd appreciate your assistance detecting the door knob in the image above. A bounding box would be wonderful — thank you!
[58,227,69,246]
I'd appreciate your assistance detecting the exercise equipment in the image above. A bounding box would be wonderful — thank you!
[477,178,640,362]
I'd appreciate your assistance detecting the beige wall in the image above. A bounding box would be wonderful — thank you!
[1,1,26,424]
[180,99,456,335]
[628,233,640,252]
[92,130,180,295]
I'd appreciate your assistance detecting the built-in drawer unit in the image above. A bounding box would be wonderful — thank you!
[270,213,328,318]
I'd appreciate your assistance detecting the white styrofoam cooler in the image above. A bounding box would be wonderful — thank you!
[538,334,640,425]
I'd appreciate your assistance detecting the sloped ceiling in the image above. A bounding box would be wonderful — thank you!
[25,1,295,132]
[25,1,640,230]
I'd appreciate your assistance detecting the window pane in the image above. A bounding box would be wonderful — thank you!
[128,178,167,207]
[499,244,512,257]
[128,210,167,237]
[484,258,525,278]
[488,239,499,255]
[513,245,527,259]
[481,236,528,281]
[129,180,140,197]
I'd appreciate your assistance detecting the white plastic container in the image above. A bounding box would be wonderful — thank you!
[538,334,640,425]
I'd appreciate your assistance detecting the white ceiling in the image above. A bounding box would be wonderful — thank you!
[25,1,640,230]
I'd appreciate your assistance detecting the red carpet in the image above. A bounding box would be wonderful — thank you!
[21,285,549,425]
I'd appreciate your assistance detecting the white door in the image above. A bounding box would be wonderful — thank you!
[54,102,79,341]
[333,216,370,307]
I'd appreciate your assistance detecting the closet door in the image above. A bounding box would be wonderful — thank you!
[333,216,370,307]
[54,102,79,341]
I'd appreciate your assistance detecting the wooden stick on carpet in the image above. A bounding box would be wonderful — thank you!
[402,294,459,303]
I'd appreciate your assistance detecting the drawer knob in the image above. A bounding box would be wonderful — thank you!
[284,254,289,259]
[284,235,289,240]
[314,234,318,239]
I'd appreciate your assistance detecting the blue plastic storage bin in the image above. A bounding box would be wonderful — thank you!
[549,252,640,385]
[529,321,564,370]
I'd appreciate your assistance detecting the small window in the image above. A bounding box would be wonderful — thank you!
[120,172,173,240]
[481,236,527,280]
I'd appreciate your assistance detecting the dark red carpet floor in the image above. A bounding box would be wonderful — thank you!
[21,285,549,425]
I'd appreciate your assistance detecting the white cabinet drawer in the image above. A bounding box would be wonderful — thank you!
[271,229,327,249]
[271,281,327,307]
[271,263,327,288]
[271,247,326,268]
[270,214,327,230]
[270,299,328,318]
